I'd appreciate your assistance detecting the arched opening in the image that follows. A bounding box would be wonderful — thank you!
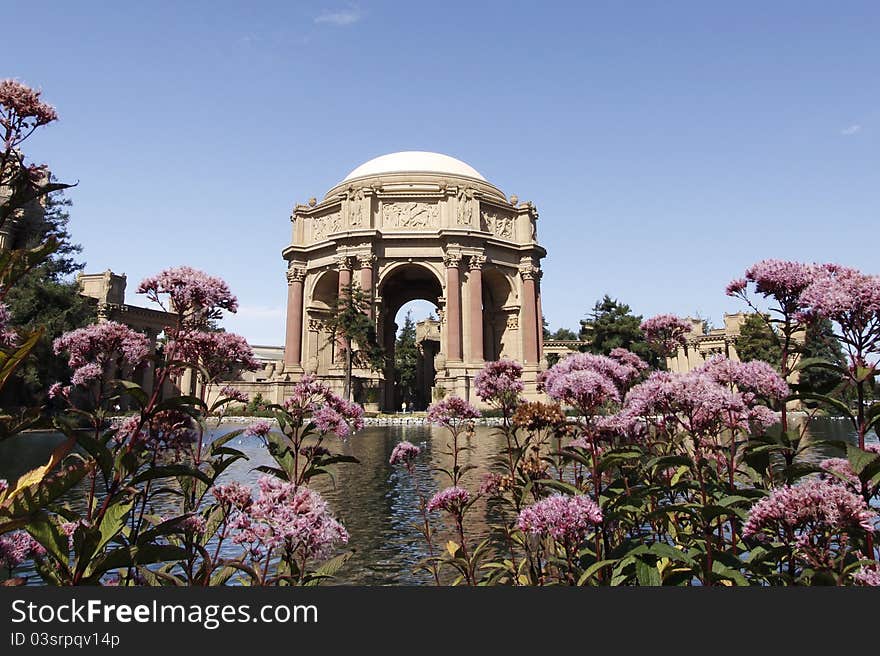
[378,263,443,411]
[482,267,515,362]
[304,269,340,374]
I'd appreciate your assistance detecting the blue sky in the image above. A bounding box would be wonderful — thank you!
[7,1,878,343]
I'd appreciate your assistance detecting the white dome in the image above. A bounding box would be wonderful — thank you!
[342,151,486,182]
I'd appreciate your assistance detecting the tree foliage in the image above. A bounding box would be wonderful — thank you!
[579,295,655,364]
[394,310,419,406]
[4,191,94,405]
[734,313,783,368]
[324,283,384,401]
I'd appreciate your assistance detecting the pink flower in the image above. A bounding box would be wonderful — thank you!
[227,477,348,560]
[179,515,207,535]
[696,355,790,402]
[137,266,238,327]
[48,382,66,399]
[854,562,880,586]
[389,441,421,470]
[474,359,524,410]
[220,386,249,404]
[0,531,46,570]
[168,331,259,380]
[244,420,272,438]
[743,479,876,567]
[640,314,692,355]
[144,410,197,454]
[544,368,620,414]
[427,486,471,514]
[800,264,880,355]
[212,482,253,509]
[733,260,816,306]
[53,322,151,391]
[0,303,17,348]
[819,458,860,490]
[517,494,603,546]
[0,80,58,129]
[426,396,481,428]
[608,348,649,373]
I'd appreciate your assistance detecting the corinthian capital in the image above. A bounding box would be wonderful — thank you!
[443,252,462,268]
[468,253,487,270]
[286,266,306,284]
[356,253,376,268]
[519,263,540,280]
[335,255,353,271]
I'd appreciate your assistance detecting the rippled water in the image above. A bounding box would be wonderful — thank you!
[0,417,872,585]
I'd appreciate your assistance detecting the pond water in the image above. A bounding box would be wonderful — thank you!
[0,417,874,585]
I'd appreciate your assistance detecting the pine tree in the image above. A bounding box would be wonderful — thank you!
[734,313,783,368]
[5,190,94,404]
[579,295,655,364]
[394,311,419,406]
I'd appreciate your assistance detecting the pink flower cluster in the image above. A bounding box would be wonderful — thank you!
[113,411,196,455]
[621,363,780,436]
[819,458,860,490]
[800,265,880,354]
[854,562,880,586]
[244,420,272,438]
[474,359,524,410]
[540,352,640,414]
[389,441,421,470]
[695,355,790,402]
[137,266,238,326]
[517,494,603,546]
[212,481,253,509]
[0,79,58,134]
[220,386,248,404]
[728,260,816,307]
[608,348,648,373]
[169,331,259,380]
[52,322,151,391]
[280,375,365,436]
[426,396,481,428]
[0,303,17,348]
[426,486,471,514]
[743,479,876,559]
[0,530,46,570]
[640,314,692,355]
[225,476,348,561]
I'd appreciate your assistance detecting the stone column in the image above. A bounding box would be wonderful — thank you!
[467,254,485,363]
[335,257,352,363]
[283,266,306,369]
[520,264,540,365]
[535,269,544,362]
[357,253,375,318]
[444,253,462,362]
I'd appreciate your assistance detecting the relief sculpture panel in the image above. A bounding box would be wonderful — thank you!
[382,202,440,229]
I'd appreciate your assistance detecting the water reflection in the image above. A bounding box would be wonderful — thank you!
[0,417,873,585]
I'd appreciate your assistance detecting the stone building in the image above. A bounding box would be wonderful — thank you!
[276,151,548,409]
[665,313,747,373]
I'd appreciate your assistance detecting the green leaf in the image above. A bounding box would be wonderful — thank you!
[26,512,71,572]
[636,559,662,586]
[132,465,212,487]
[846,444,880,476]
[84,545,189,581]
[794,392,854,421]
[303,551,353,586]
[577,559,617,585]
[534,479,581,496]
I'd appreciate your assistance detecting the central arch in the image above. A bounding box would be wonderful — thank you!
[378,263,443,411]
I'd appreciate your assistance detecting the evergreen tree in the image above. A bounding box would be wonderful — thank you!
[324,283,384,401]
[550,327,578,341]
[799,318,846,396]
[394,311,419,407]
[5,190,94,404]
[734,313,782,368]
[579,295,654,364]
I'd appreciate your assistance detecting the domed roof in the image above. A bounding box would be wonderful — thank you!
[342,151,486,182]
